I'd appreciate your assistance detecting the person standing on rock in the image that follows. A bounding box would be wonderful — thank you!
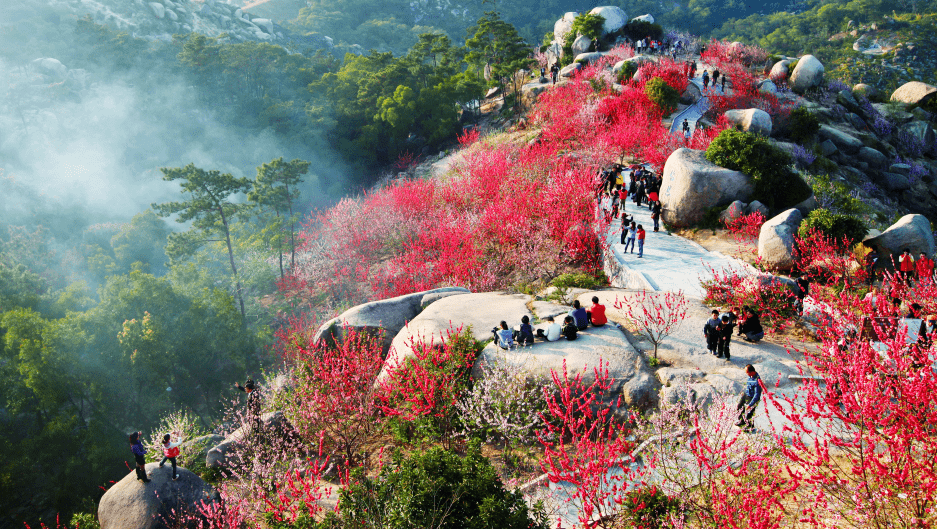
[703,309,721,355]
[721,74,727,92]
[159,433,181,481]
[623,221,637,254]
[712,69,720,86]
[736,364,762,431]
[129,431,150,484]
[636,224,646,258]
[864,247,879,285]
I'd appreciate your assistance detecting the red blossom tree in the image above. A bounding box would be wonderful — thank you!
[614,290,689,359]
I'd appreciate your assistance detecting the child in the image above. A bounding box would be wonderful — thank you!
[491,320,515,350]
[636,224,646,258]
[515,315,535,346]
[561,315,578,340]
[159,433,181,480]
[623,221,637,254]
[703,309,720,355]
[129,431,150,483]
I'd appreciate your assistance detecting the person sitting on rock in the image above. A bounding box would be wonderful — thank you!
[561,315,578,341]
[738,307,765,343]
[159,433,181,481]
[514,315,535,346]
[568,300,588,331]
[536,316,562,341]
[587,296,607,327]
[129,431,150,484]
[492,320,515,350]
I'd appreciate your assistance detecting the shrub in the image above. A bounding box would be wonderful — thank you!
[617,486,682,529]
[705,129,812,211]
[798,208,868,245]
[805,174,871,215]
[617,61,638,84]
[562,13,605,59]
[318,443,548,529]
[621,21,664,42]
[788,106,820,144]
[551,271,608,289]
[644,77,680,114]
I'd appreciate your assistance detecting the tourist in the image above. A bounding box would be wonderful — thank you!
[702,70,710,89]
[491,320,515,350]
[536,316,562,341]
[898,248,915,284]
[916,251,934,283]
[738,307,765,343]
[636,178,646,207]
[159,433,181,481]
[235,379,260,417]
[703,309,721,355]
[561,315,579,340]
[623,221,637,254]
[864,247,879,285]
[568,300,588,331]
[650,200,662,232]
[717,314,735,359]
[736,364,762,431]
[129,431,150,483]
[636,224,646,258]
[515,315,535,346]
[712,69,720,85]
[540,66,546,78]
[683,119,691,142]
[721,74,726,92]
[587,296,607,327]
[550,62,559,84]
[620,212,633,244]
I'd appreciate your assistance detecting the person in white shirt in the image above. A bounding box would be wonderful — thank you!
[536,316,562,342]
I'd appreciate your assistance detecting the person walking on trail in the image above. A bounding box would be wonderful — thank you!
[568,300,588,331]
[536,315,562,341]
[540,66,546,79]
[550,63,559,84]
[587,296,607,327]
[623,221,637,254]
[716,313,735,359]
[701,70,710,89]
[650,200,662,232]
[712,69,720,86]
[721,74,727,92]
[683,119,690,142]
[703,309,721,355]
[491,320,515,350]
[636,224,646,258]
[736,364,763,431]
[159,433,181,480]
[620,212,633,244]
[129,431,150,483]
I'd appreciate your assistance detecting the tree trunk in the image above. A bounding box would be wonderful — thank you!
[218,206,247,321]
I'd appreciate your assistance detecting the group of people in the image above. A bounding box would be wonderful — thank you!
[491,297,608,349]
[595,164,664,258]
[128,431,181,484]
[703,305,765,360]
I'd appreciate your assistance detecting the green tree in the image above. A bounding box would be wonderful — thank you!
[465,11,531,110]
[151,164,252,320]
[248,158,310,278]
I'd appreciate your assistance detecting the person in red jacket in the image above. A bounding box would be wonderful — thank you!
[586,296,607,327]
[898,248,915,284]
[916,251,935,283]
[159,433,181,480]
[636,224,646,258]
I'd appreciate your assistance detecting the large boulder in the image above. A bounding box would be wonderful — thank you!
[560,63,581,78]
[724,108,772,136]
[473,322,659,409]
[590,6,629,34]
[789,55,824,93]
[553,12,578,49]
[521,80,551,105]
[29,58,67,78]
[875,172,911,192]
[660,148,754,227]
[757,80,777,94]
[313,287,469,352]
[253,18,275,33]
[853,83,880,100]
[769,59,791,80]
[891,81,937,106]
[574,52,605,64]
[631,14,654,24]
[571,34,592,56]
[719,200,747,224]
[148,2,165,18]
[206,411,292,468]
[381,292,533,381]
[858,146,887,168]
[864,214,936,264]
[98,465,219,529]
[681,82,702,104]
[903,121,935,146]
[758,209,804,270]
[818,125,863,154]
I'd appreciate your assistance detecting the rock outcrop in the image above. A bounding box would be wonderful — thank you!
[98,465,219,529]
[818,125,863,154]
[891,81,937,106]
[571,34,592,56]
[553,12,579,47]
[631,14,655,24]
[724,108,773,136]
[660,148,753,227]
[789,55,825,93]
[590,6,628,34]
[864,214,936,264]
[769,59,791,80]
[206,411,294,468]
[758,209,804,270]
[313,287,469,352]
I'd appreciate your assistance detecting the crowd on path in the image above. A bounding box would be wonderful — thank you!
[596,164,662,258]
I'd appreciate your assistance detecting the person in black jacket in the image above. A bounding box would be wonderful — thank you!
[561,316,578,340]
[235,379,261,418]
[717,314,735,360]
[703,309,721,355]
[739,307,765,343]
[129,431,150,483]
[650,200,662,232]
[514,315,535,346]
